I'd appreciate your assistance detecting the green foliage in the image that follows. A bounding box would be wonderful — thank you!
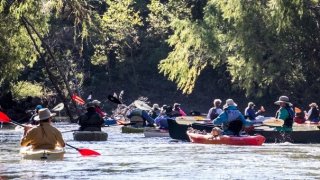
[10,81,46,100]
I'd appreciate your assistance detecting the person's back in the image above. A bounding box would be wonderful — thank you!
[21,108,65,149]
[307,103,319,123]
[78,103,104,131]
[207,99,223,120]
[128,108,155,127]
[212,99,252,135]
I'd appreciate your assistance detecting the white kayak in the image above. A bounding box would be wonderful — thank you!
[20,147,65,160]
[73,131,108,141]
[144,128,169,138]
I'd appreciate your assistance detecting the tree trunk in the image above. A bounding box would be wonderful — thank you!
[21,17,75,122]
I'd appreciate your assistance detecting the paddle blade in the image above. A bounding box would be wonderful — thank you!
[52,103,64,111]
[0,112,11,123]
[262,118,284,127]
[295,107,302,113]
[78,148,101,156]
[107,95,122,104]
[72,94,85,105]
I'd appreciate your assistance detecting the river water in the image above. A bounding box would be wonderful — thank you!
[1,122,320,180]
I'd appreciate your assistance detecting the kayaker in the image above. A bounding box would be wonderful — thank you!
[171,103,187,117]
[149,103,161,119]
[78,102,104,131]
[211,99,253,136]
[206,99,223,120]
[127,106,155,127]
[154,105,173,129]
[29,105,43,125]
[306,103,319,123]
[274,96,294,131]
[92,99,107,118]
[20,108,65,149]
[244,102,264,120]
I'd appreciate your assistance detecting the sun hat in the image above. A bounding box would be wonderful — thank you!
[248,102,255,107]
[274,96,292,106]
[35,105,43,110]
[34,108,56,121]
[213,99,222,105]
[152,104,160,110]
[173,103,181,108]
[92,100,101,106]
[223,99,237,109]
[309,103,318,108]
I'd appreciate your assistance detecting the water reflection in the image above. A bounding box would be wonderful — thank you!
[1,123,320,179]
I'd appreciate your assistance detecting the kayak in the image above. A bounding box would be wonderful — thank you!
[121,126,144,133]
[144,128,169,137]
[187,131,266,146]
[73,131,108,141]
[20,147,65,160]
[174,116,207,125]
[104,118,117,126]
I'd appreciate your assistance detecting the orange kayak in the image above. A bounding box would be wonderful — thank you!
[187,131,265,146]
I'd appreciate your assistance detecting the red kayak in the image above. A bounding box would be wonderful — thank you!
[187,131,266,146]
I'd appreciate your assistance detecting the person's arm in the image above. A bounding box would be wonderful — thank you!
[212,112,227,125]
[142,110,155,124]
[307,109,312,119]
[239,113,253,127]
[207,108,212,119]
[56,131,65,147]
[20,127,34,147]
[179,108,187,116]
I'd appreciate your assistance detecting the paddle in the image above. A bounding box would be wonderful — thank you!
[259,118,284,127]
[107,95,122,104]
[66,144,101,156]
[0,111,100,156]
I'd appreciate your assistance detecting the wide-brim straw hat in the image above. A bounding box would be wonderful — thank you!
[223,99,237,109]
[274,96,292,106]
[34,108,56,121]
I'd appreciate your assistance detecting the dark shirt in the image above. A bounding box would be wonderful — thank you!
[244,107,257,120]
[128,109,155,126]
[78,111,104,131]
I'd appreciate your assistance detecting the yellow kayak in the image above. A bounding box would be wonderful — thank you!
[20,147,65,160]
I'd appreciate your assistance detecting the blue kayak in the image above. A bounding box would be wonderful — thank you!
[104,118,117,126]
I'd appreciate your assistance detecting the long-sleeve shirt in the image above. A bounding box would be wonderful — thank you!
[21,123,65,149]
[212,106,252,133]
[244,107,257,120]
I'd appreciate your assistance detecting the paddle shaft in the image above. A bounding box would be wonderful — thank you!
[66,143,79,150]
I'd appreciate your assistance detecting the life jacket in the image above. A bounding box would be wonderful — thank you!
[284,107,294,128]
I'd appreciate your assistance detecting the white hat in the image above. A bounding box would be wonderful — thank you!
[152,104,160,110]
[34,108,56,121]
[274,96,292,106]
[223,99,237,109]
[92,100,101,106]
